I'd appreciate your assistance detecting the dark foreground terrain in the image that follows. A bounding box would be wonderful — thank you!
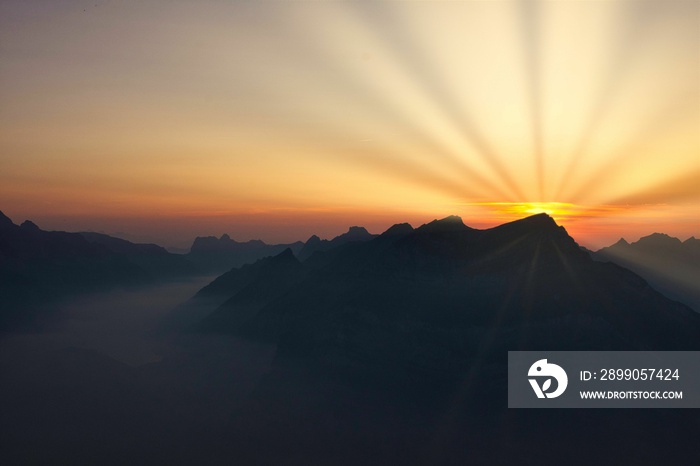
[1,214,699,465]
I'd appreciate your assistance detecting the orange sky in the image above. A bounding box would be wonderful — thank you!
[1,0,698,250]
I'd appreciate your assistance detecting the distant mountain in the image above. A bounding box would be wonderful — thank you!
[593,233,700,311]
[0,212,198,330]
[185,233,304,274]
[79,232,197,278]
[183,225,375,276]
[297,226,377,261]
[0,212,150,329]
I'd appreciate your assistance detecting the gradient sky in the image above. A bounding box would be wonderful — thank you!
[1,0,698,249]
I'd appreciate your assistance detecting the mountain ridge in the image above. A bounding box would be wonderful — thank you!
[594,232,700,311]
[188,214,699,381]
[297,225,377,261]
[0,213,198,330]
[186,233,304,274]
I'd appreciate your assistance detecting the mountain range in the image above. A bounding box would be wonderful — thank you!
[2,211,699,465]
[187,214,699,373]
[0,211,195,330]
[174,213,700,465]
[297,225,377,260]
[0,210,382,330]
[185,233,304,274]
[593,233,700,311]
[185,225,376,274]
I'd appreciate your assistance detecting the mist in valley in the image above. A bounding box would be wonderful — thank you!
[0,276,279,465]
[1,276,212,365]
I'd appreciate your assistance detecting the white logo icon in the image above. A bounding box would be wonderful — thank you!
[528,359,568,398]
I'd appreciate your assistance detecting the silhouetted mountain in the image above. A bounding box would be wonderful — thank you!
[0,211,14,229]
[0,212,156,330]
[186,233,304,274]
[164,248,306,330]
[381,222,414,237]
[297,226,377,261]
[594,233,700,311]
[80,232,197,278]
[684,236,700,254]
[0,212,203,331]
[190,213,700,387]
[165,225,394,332]
[176,213,700,465]
[184,226,375,274]
[198,248,300,299]
[197,214,699,373]
[4,213,700,465]
[198,249,304,332]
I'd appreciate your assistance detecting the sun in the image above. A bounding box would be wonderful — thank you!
[467,202,579,223]
[519,202,573,218]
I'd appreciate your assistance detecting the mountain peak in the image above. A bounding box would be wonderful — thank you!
[297,227,376,261]
[20,220,40,231]
[190,236,220,253]
[634,233,682,249]
[333,226,374,243]
[269,247,297,263]
[440,215,464,223]
[595,238,629,255]
[305,235,321,245]
[342,226,371,237]
[684,236,698,245]
[0,211,15,229]
[641,232,675,240]
[518,212,557,226]
[613,238,629,247]
[220,233,231,242]
[381,223,414,237]
[493,213,561,235]
[419,215,468,233]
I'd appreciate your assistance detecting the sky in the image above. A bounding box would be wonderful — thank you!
[1,0,698,249]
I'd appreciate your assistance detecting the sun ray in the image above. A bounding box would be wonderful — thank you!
[274,2,519,202]
[552,0,680,201]
[515,0,545,200]
[345,0,526,201]
[565,97,699,205]
[1,0,697,245]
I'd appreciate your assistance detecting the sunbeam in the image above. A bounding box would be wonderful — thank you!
[551,0,681,201]
[347,1,527,200]
[0,0,697,246]
[566,95,699,205]
[249,1,517,201]
[515,0,545,199]
[610,169,700,206]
